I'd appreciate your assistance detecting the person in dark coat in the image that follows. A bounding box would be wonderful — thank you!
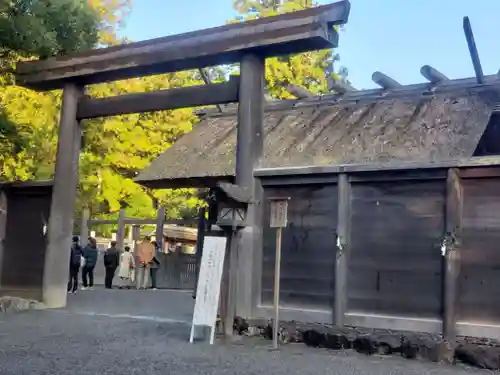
[82,237,98,290]
[104,241,120,289]
[67,236,82,294]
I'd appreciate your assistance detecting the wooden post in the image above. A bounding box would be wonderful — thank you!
[335,173,351,326]
[224,230,240,337]
[218,230,233,333]
[236,54,265,187]
[443,168,463,340]
[193,207,206,299]
[269,197,289,349]
[155,207,166,249]
[233,53,265,319]
[80,208,90,247]
[132,224,140,254]
[273,226,283,349]
[116,208,126,251]
[43,83,84,308]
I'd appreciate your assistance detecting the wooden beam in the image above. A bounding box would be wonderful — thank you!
[255,156,500,179]
[155,207,166,247]
[15,1,350,91]
[199,68,223,113]
[463,16,484,84]
[372,71,401,90]
[335,173,351,326]
[286,84,314,99]
[327,77,356,94]
[80,208,90,247]
[420,65,448,84]
[88,218,197,226]
[116,208,126,251]
[443,168,463,340]
[77,78,239,120]
[43,83,83,308]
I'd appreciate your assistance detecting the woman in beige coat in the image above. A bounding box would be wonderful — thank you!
[117,246,135,289]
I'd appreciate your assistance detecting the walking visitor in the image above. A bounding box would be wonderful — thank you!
[136,236,155,289]
[117,246,135,289]
[150,241,161,290]
[103,241,120,289]
[81,237,98,290]
[67,236,82,294]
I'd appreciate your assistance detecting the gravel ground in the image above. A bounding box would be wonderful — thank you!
[0,288,491,375]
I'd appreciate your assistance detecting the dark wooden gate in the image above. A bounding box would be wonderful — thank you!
[261,184,338,311]
[458,177,500,325]
[0,182,52,300]
[347,180,445,319]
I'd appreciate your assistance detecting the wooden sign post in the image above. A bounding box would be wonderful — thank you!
[269,197,290,349]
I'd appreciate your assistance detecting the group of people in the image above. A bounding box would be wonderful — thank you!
[67,235,161,293]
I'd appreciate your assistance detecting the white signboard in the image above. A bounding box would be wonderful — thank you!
[270,199,289,228]
[189,236,227,344]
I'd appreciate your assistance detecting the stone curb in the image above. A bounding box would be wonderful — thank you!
[0,296,45,313]
[233,317,500,371]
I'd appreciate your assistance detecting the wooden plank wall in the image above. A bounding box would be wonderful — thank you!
[1,187,52,300]
[259,166,500,339]
[347,179,445,319]
[459,173,500,325]
[261,184,338,311]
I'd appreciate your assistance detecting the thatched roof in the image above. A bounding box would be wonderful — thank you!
[135,75,500,189]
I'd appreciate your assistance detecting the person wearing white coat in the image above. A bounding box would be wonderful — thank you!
[117,246,135,289]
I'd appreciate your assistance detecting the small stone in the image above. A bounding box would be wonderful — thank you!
[0,296,44,313]
[371,333,402,355]
[280,322,301,343]
[244,326,261,337]
[302,329,324,347]
[353,335,377,355]
[323,332,350,350]
[233,316,249,335]
[436,341,456,365]
[401,334,454,363]
[456,344,500,370]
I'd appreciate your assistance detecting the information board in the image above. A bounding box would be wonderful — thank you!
[189,236,227,344]
[270,199,289,228]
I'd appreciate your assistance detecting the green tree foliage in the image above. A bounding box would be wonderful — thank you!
[0,0,100,62]
[79,73,204,223]
[232,0,344,98]
[0,0,202,233]
[0,0,102,180]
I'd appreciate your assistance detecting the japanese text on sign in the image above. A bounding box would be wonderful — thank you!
[270,199,289,228]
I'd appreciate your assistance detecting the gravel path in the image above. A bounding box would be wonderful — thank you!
[0,288,490,375]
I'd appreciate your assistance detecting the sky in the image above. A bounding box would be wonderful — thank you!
[122,0,500,90]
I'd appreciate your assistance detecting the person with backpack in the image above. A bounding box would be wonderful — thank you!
[67,236,82,294]
[81,237,98,290]
[103,241,120,289]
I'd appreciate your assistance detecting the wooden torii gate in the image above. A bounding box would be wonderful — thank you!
[13,1,351,312]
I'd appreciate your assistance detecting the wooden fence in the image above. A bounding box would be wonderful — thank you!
[82,208,200,291]
[254,159,500,341]
[93,251,197,290]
